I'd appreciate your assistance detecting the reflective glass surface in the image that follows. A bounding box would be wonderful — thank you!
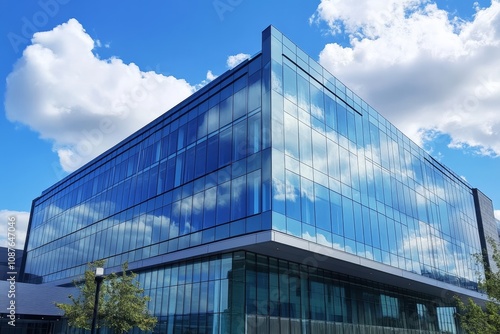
[23,26,484,299]
[23,56,270,283]
[269,29,482,290]
[137,251,458,334]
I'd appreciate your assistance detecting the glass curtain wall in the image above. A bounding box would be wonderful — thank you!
[23,55,271,284]
[134,251,458,334]
[267,27,482,291]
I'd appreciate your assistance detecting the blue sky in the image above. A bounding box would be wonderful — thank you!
[1,0,499,248]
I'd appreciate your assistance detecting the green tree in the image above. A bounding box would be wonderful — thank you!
[456,238,500,333]
[56,261,157,333]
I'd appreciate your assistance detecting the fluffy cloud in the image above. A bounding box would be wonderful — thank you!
[311,0,500,156]
[495,209,500,221]
[0,210,30,249]
[227,53,251,69]
[5,18,195,172]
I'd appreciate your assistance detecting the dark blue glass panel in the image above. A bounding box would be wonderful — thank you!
[219,96,233,127]
[187,118,198,145]
[233,88,247,120]
[165,157,175,191]
[174,152,185,187]
[216,182,230,225]
[248,113,261,155]
[179,197,192,235]
[206,135,219,173]
[233,119,247,161]
[195,141,207,178]
[203,187,216,228]
[231,175,246,220]
[207,106,219,134]
[184,147,196,183]
[248,72,261,112]
[219,128,232,167]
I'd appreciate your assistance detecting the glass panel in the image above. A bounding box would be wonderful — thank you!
[315,183,331,232]
[233,119,247,161]
[285,171,301,221]
[220,96,233,127]
[248,112,261,155]
[219,127,232,167]
[231,175,246,220]
[234,87,247,120]
[301,177,314,226]
[216,182,231,225]
[247,170,261,216]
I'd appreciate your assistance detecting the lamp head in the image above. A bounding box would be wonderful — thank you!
[95,267,104,277]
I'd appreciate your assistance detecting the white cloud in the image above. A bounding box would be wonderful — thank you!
[0,210,30,249]
[495,209,500,221]
[5,18,196,172]
[206,70,217,81]
[312,0,500,156]
[227,53,250,69]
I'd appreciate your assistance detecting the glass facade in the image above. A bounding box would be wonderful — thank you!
[23,53,271,283]
[267,27,483,290]
[21,26,494,333]
[137,252,457,333]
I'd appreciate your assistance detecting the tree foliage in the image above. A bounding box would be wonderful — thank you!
[456,238,500,333]
[56,261,157,333]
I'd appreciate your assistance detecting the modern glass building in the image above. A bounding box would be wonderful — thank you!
[20,26,497,333]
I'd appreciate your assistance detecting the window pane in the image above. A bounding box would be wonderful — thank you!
[247,170,261,216]
[248,112,261,155]
[286,171,301,220]
[219,128,232,167]
[231,175,246,220]
[220,96,233,127]
[234,88,247,120]
[233,120,247,161]
[216,182,231,225]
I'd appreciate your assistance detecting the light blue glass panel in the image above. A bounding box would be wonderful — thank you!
[297,69,310,112]
[285,170,301,221]
[283,63,297,104]
[299,121,312,165]
[284,113,299,159]
[330,191,343,236]
[248,112,262,155]
[301,177,315,225]
[310,81,324,122]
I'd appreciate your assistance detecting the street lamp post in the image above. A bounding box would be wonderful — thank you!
[90,267,104,334]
